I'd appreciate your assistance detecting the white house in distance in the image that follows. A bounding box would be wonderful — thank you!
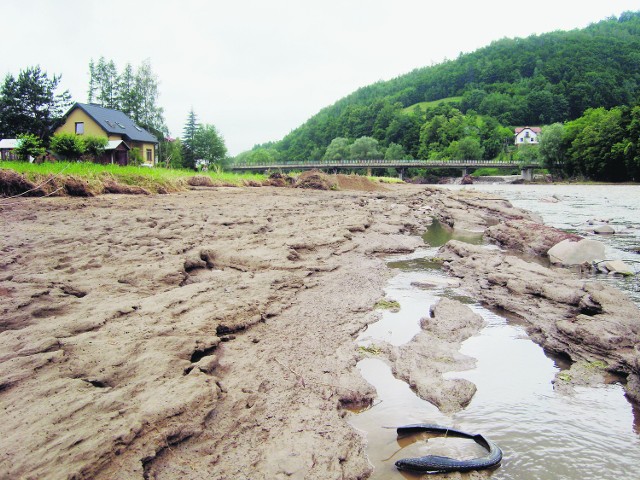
[514,126,541,145]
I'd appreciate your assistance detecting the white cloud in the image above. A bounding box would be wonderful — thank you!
[1,0,638,154]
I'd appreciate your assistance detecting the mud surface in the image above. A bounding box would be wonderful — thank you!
[2,183,639,479]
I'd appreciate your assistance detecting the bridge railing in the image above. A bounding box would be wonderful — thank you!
[230,158,543,169]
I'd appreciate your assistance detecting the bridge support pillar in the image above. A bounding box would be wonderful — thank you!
[521,167,533,181]
[462,167,469,177]
[398,168,406,181]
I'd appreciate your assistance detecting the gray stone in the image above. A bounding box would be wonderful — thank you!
[547,238,605,265]
[603,260,635,276]
[593,225,615,234]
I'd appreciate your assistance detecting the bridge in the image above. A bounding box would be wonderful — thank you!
[229,159,542,181]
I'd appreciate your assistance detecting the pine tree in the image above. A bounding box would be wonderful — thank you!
[181,108,199,169]
[0,65,72,139]
[117,63,140,119]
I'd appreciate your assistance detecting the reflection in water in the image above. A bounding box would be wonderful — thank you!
[351,253,640,480]
[422,218,485,247]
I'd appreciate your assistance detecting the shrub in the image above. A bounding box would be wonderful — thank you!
[50,132,85,160]
[15,133,46,161]
[83,136,108,159]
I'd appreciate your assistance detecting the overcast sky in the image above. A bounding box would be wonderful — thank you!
[2,0,639,155]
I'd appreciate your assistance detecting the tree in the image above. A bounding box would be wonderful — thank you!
[624,106,640,181]
[135,59,166,133]
[193,124,227,167]
[83,136,108,160]
[538,123,565,171]
[0,66,72,139]
[181,108,198,169]
[14,133,46,161]
[447,137,484,160]
[514,143,540,165]
[567,107,627,181]
[384,142,412,160]
[161,138,183,168]
[350,136,382,159]
[322,137,351,161]
[88,57,118,109]
[50,132,85,160]
[87,58,167,134]
[117,63,140,119]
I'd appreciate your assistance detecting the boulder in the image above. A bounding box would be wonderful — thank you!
[486,219,581,256]
[593,225,615,234]
[547,238,605,265]
[602,260,635,276]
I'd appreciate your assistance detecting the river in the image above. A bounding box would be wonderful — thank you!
[350,184,640,480]
[451,183,640,306]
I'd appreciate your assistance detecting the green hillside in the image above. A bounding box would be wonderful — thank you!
[401,97,463,114]
[236,12,640,181]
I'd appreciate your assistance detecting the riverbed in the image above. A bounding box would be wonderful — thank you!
[350,185,640,479]
[449,183,640,306]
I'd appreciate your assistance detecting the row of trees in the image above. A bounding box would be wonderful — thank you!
[240,103,515,164]
[539,104,640,181]
[87,57,167,135]
[9,132,111,163]
[161,109,227,170]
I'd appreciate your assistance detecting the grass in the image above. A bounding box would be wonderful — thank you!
[367,175,404,184]
[0,161,267,196]
[374,299,401,311]
[402,96,463,114]
[358,345,381,355]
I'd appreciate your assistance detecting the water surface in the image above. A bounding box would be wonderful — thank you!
[351,245,640,480]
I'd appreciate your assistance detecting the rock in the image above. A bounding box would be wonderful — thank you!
[410,277,461,289]
[593,225,615,234]
[486,220,581,256]
[547,238,605,265]
[602,260,635,276]
[439,240,640,402]
[387,298,486,414]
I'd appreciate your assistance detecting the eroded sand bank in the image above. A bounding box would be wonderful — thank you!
[1,183,638,479]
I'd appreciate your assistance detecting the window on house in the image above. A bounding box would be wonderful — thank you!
[75,122,84,134]
[116,122,126,129]
[146,148,152,163]
[520,138,524,142]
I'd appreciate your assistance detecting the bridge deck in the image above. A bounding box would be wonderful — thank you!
[230,159,540,171]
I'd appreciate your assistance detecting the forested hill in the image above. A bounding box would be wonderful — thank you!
[242,11,640,163]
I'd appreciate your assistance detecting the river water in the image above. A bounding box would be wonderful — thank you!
[450,183,640,306]
[350,184,640,480]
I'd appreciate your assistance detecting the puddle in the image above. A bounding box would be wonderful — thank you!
[422,218,484,247]
[351,252,640,480]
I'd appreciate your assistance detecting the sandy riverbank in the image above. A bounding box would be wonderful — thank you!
[1,182,639,479]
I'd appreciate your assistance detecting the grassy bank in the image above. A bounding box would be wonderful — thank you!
[0,161,267,197]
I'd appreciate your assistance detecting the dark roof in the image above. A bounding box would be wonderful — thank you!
[70,103,158,144]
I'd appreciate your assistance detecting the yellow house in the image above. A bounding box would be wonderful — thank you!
[55,103,158,165]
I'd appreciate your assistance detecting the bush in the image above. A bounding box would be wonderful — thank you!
[15,133,46,161]
[129,147,143,166]
[83,135,108,159]
[50,132,85,160]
